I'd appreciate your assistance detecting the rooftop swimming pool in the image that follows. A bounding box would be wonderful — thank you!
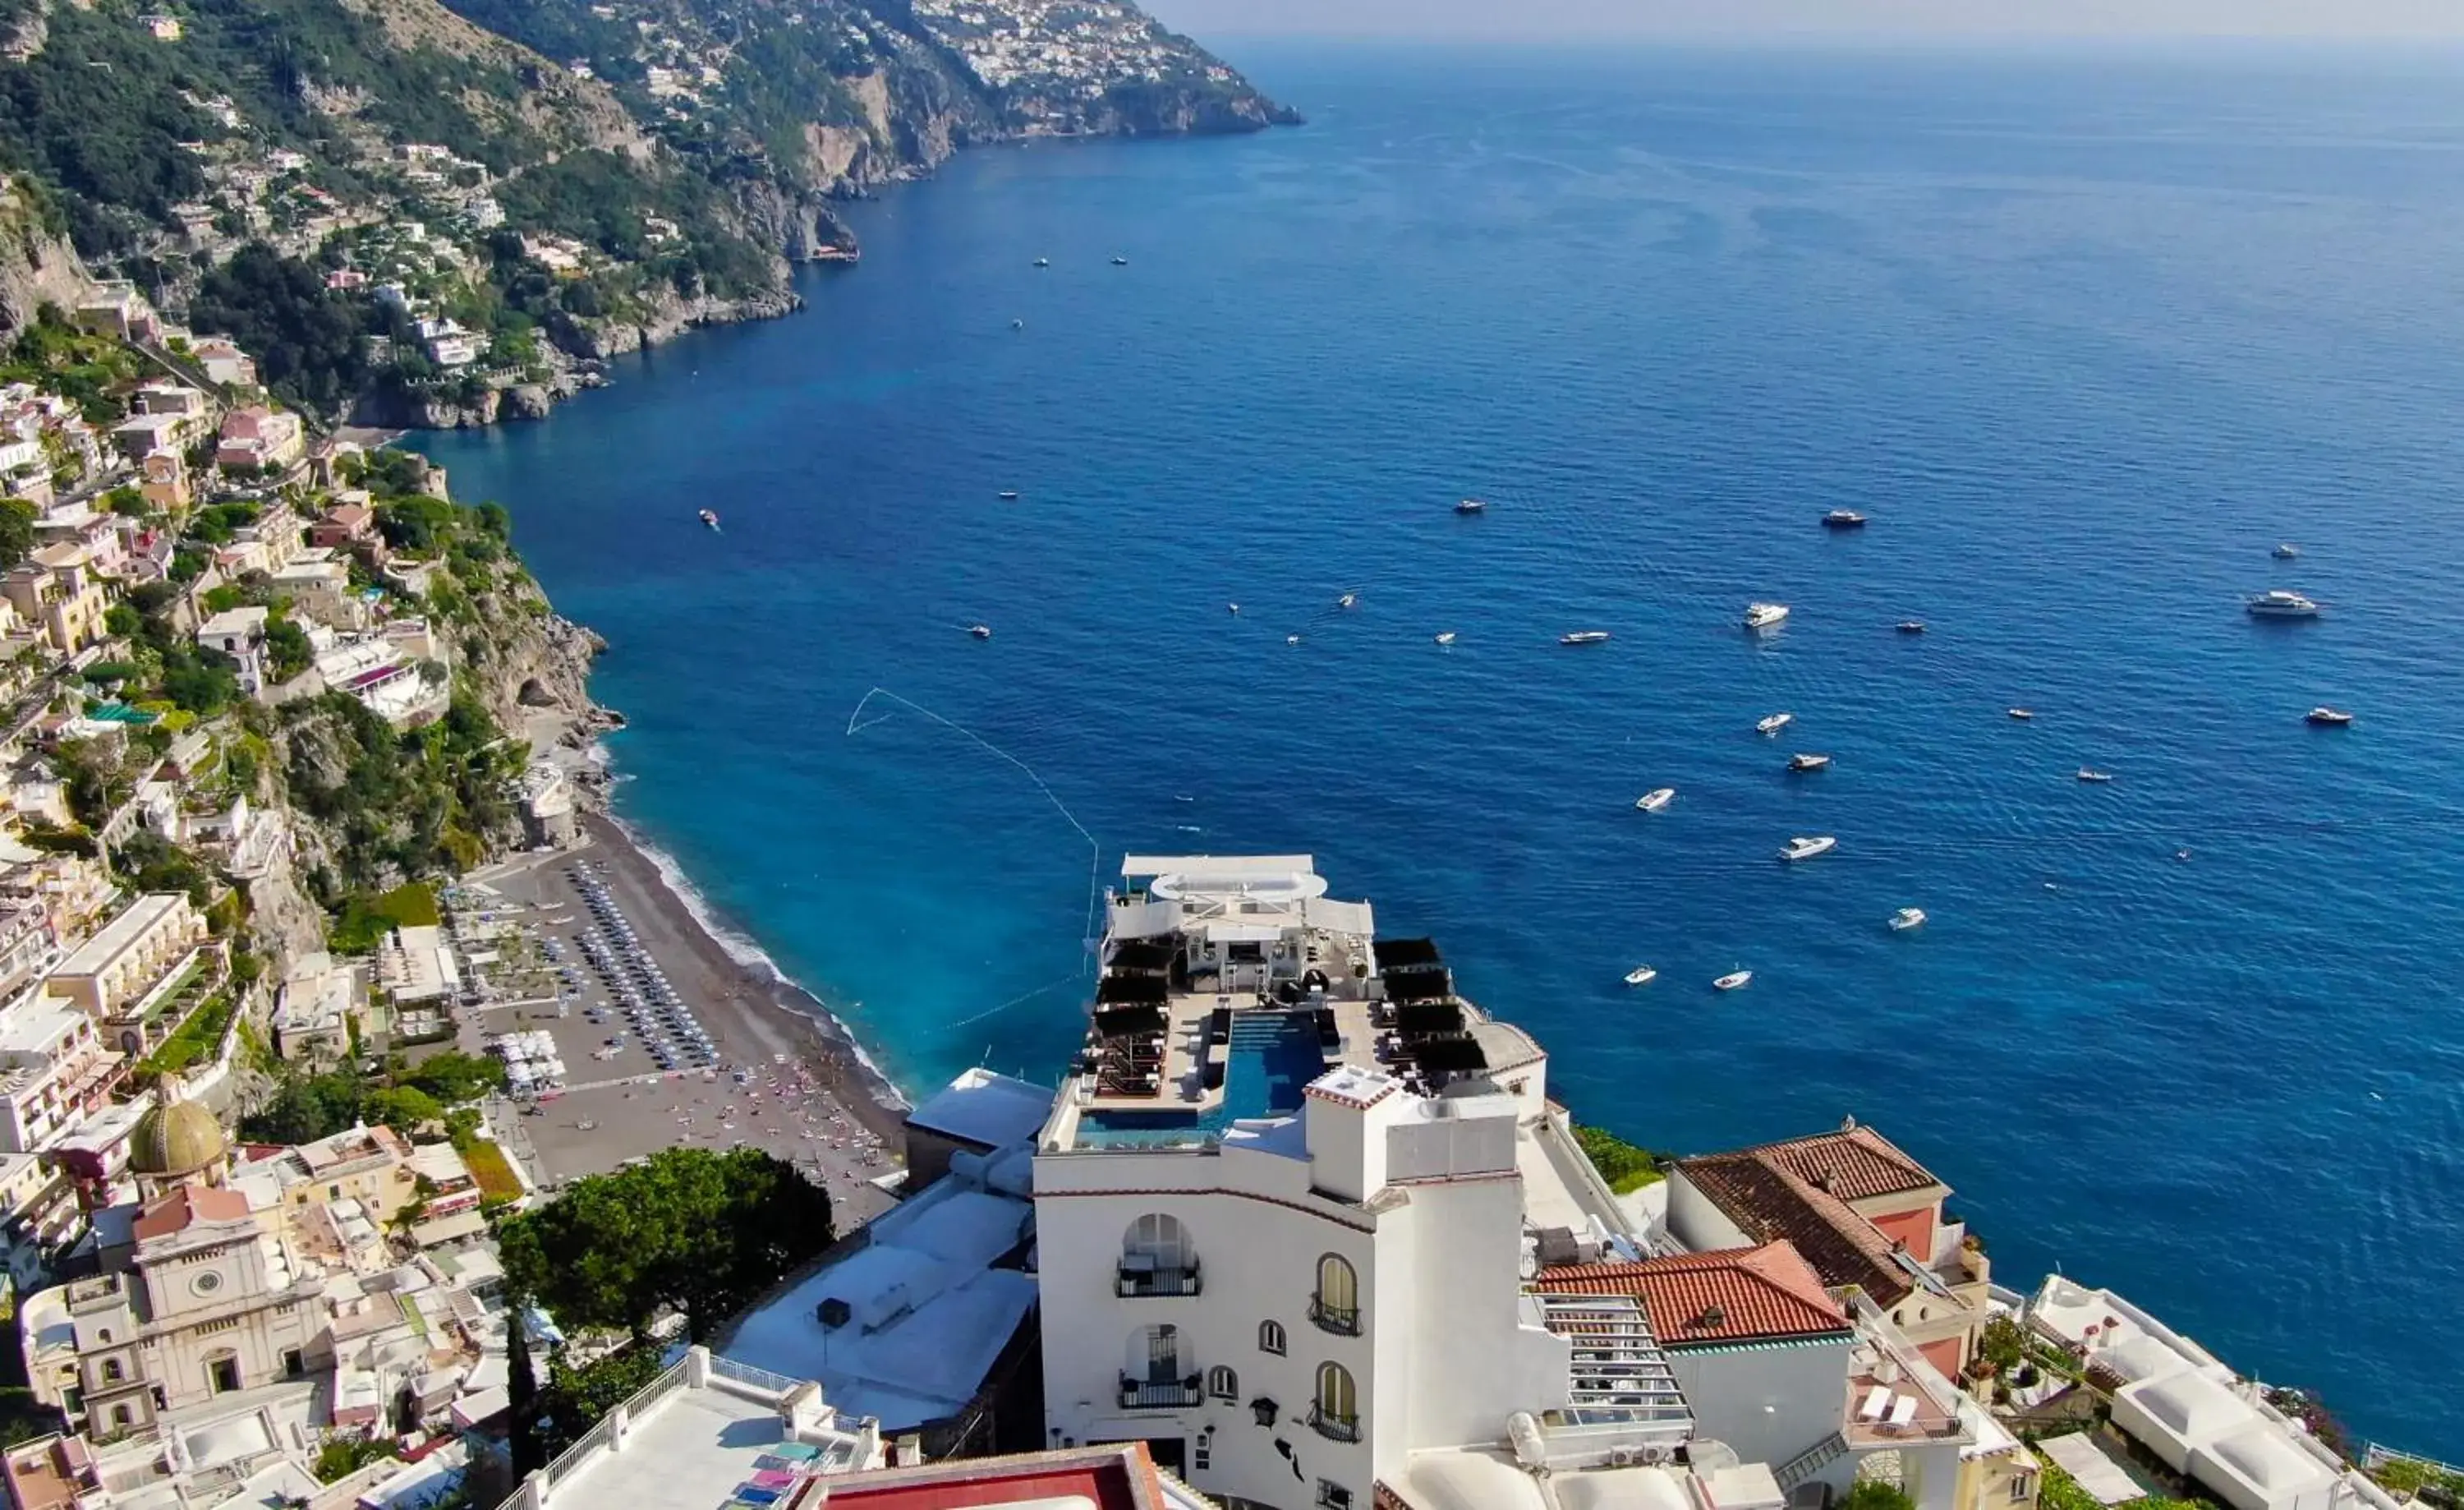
[1077,1011,1326,1150]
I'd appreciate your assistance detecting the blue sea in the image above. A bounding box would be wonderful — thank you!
[416,43,2464,1456]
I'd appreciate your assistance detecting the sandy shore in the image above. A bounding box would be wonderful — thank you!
[457,813,912,1227]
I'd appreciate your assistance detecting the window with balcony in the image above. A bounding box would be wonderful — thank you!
[1119,1324,1199,1410]
[1309,1362,1358,1443]
[1119,1213,1201,1297]
[1309,1254,1359,1336]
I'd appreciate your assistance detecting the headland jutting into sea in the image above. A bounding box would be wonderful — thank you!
[413,44,2464,1461]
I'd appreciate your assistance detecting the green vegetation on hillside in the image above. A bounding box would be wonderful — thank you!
[190,245,373,410]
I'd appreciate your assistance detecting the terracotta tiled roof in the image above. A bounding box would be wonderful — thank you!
[1674,1146,1915,1303]
[1745,1126,1942,1203]
[131,1182,248,1242]
[1538,1241,1854,1347]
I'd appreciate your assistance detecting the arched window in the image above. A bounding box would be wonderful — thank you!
[110,1405,131,1429]
[101,1359,123,1383]
[1312,1362,1358,1441]
[1208,1365,1239,1401]
[96,1329,111,1344]
[1119,1213,1198,1295]
[1312,1254,1359,1334]
[1259,1319,1286,1356]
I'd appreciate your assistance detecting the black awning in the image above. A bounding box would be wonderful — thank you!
[1395,999,1464,1036]
[1108,940,1175,973]
[1096,973,1169,1006]
[1374,937,1442,969]
[1381,966,1452,1003]
[1094,1003,1167,1038]
[1409,1035,1488,1073]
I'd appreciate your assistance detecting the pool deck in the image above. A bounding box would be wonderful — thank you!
[1082,993,1380,1117]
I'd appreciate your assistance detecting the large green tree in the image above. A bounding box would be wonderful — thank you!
[497,1147,834,1342]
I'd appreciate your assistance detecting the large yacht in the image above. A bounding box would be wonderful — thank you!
[1744,602,1790,630]
[2246,590,2321,619]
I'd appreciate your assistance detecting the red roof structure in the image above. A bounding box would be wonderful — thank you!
[1671,1126,1950,1304]
[131,1183,248,1242]
[1538,1241,1853,1347]
[810,1443,1176,1510]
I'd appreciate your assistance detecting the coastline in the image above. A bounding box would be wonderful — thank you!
[586,808,914,1122]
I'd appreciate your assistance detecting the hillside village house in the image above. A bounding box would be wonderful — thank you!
[195,606,271,697]
[71,289,160,344]
[188,338,257,389]
[139,450,190,513]
[1665,1125,1993,1380]
[0,546,107,656]
[269,549,361,630]
[0,1005,118,1156]
[43,893,208,1031]
[214,406,304,472]
[270,954,359,1066]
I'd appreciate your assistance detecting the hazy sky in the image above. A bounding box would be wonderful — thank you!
[1144,0,2464,39]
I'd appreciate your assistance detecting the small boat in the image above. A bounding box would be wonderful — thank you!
[968,624,992,640]
[1744,601,1790,630]
[1338,592,1357,610]
[1434,632,1456,646]
[1634,787,1675,813]
[696,509,719,530]
[1778,835,1837,862]
[1034,257,1050,268]
[1757,711,1794,735]
[1713,969,1753,992]
[2246,589,2321,619]
[1788,753,1831,772]
[1011,318,1024,331]
[2273,543,2299,559]
[1227,603,1240,615]
[1110,256,1130,266]
[1560,630,1611,646]
[1624,965,1657,987]
[1896,620,1926,634]
[1286,633,1301,646]
[2007,708,2034,721]
[2076,767,2112,784]
[2306,707,2353,727]
[1455,498,1487,515]
[1822,509,1868,529]
[997,490,1020,500]
[1888,907,1926,932]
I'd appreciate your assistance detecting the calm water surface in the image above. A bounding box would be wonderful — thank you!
[418,44,2464,1454]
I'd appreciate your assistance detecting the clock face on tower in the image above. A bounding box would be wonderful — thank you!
[191,1270,223,1297]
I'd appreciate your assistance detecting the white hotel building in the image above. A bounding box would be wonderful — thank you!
[1033,856,1743,1510]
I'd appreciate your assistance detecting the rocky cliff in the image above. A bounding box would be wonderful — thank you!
[0,180,95,334]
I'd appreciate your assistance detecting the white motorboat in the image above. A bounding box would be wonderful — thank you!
[1888,907,1926,932]
[1822,509,1868,529]
[2076,767,2112,783]
[1338,592,1358,609]
[1624,965,1657,987]
[1034,257,1050,268]
[697,509,719,530]
[2246,589,2321,619]
[968,624,992,640]
[1111,256,1130,266]
[1757,711,1794,735]
[2007,707,2034,720]
[2306,707,2353,727]
[2273,543,2299,559]
[1713,969,1753,992]
[1778,835,1837,862]
[1788,753,1832,772]
[1896,620,1926,634]
[1227,602,1240,615]
[1434,631,1456,645]
[997,490,1020,500]
[1744,601,1791,630]
[1455,498,1487,514]
[1634,787,1675,813]
[1286,633,1302,645]
[1560,630,1611,646]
